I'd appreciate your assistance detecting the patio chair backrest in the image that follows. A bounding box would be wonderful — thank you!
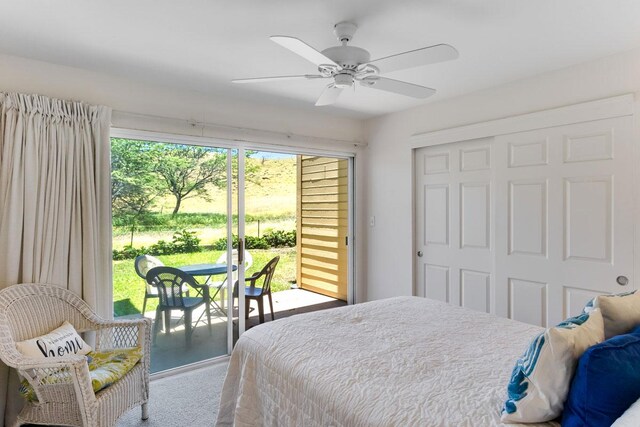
[216,249,253,270]
[146,266,198,308]
[134,254,164,280]
[249,256,280,293]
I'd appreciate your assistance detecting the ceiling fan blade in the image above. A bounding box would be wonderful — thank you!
[232,75,325,84]
[270,36,338,68]
[360,77,436,99]
[315,85,343,106]
[368,44,458,74]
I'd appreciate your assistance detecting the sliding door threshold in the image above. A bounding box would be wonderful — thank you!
[150,354,230,381]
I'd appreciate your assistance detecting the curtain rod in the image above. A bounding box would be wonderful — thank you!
[112,110,366,149]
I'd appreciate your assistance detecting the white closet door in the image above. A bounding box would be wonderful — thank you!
[415,116,635,326]
[494,116,634,326]
[415,138,494,312]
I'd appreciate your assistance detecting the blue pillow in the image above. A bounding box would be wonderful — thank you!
[562,326,640,427]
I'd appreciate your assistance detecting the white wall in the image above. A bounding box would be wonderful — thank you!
[365,46,640,301]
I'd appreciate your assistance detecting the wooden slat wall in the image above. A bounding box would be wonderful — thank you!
[297,155,348,301]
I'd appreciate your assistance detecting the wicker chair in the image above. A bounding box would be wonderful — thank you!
[0,283,151,427]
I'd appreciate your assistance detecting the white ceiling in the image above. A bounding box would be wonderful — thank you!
[1,0,640,119]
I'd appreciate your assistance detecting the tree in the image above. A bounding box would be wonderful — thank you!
[111,139,165,244]
[151,144,227,215]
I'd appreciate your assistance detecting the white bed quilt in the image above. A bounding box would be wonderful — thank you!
[216,296,559,427]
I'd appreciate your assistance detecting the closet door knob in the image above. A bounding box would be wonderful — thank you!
[417,251,424,257]
[617,276,629,286]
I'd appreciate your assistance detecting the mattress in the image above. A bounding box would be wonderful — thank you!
[216,296,560,427]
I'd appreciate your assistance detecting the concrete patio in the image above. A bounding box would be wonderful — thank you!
[127,288,346,373]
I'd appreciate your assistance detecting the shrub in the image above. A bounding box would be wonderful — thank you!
[245,235,269,250]
[113,245,147,261]
[212,234,269,250]
[113,229,295,260]
[112,229,201,259]
[171,230,201,253]
[112,212,292,233]
[263,229,296,247]
[212,235,239,251]
[148,239,174,255]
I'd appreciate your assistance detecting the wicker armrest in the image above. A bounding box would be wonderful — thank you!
[15,354,87,371]
[17,354,96,406]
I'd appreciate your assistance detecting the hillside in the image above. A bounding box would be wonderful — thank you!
[155,156,297,216]
[113,155,298,248]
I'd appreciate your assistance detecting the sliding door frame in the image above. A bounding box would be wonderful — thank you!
[110,127,358,352]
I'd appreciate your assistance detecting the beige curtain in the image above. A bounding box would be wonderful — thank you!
[0,93,112,426]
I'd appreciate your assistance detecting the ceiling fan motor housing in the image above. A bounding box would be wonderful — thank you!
[321,46,370,70]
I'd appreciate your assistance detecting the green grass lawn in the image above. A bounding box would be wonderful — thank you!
[112,154,299,317]
[113,247,296,317]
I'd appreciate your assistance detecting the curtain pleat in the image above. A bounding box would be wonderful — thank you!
[0,92,112,426]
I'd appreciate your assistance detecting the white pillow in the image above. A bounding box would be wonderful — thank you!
[612,396,640,427]
[15,321,92,359]
[501,309,604,423]
[584,291,640,339]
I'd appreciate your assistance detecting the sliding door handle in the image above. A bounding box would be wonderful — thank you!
[238,238,244,265]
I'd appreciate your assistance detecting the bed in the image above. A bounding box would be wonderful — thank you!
[216,296,559,427]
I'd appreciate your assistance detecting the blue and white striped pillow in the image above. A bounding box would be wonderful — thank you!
[501,309,604,423]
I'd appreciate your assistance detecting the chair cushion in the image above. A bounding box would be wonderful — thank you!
[562,327,640,427]
[501,309,605,423]
[19,347,143,402]
[15,321,92,359]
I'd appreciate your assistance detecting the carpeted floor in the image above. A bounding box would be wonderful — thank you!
[116,361,229,427]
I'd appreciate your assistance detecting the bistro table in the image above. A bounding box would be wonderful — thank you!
[178,263,238,314]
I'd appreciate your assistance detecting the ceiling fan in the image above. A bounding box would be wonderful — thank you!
[232,22,458,106]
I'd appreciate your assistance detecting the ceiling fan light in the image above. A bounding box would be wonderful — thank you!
[334,73,353,89]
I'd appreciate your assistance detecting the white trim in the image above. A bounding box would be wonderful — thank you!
[634,110,640,294]
[111,110,365,152]
[111,127,237,148]
[347,157,355,304]
[237,148,246,336]
[410,94,635,148]
[410,148,417,297]
[226,149,234,355]
[111,127,358,158]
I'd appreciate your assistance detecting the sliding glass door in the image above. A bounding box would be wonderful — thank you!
[110,131,354,373]
[111,137,242,372]
[239,151,351,328]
